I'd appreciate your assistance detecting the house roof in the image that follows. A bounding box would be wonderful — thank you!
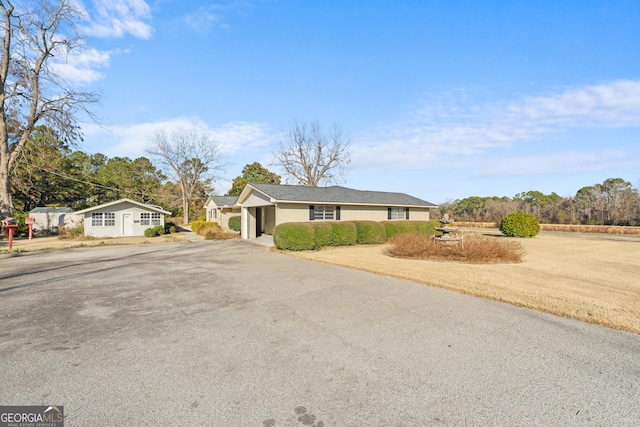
[29,207,74,214]
[210,196,238,207]
[244,183,437,207]
[74,198,172,215]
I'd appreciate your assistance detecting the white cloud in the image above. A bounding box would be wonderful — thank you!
[352,79,640,172]
[51,46,112,84]
[82,0,153,39]
[82,117,271,159]
[183,5,228,34]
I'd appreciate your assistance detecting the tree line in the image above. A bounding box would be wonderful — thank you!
[438,178,640,226]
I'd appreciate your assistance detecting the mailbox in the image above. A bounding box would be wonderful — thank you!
[1,217,19,250]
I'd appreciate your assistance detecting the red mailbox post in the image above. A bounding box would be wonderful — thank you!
[25,217,35,240]
[1,217,18,250]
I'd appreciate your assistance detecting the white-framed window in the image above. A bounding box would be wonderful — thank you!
[92,212,103,227]
[141,212,150,226]
[151,213,161,225]
[104,212,116,226]
[314,206,334,220]
[389,208,408,220]
[91,212,115,226]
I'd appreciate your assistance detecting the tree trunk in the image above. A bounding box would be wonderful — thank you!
[0,160,12,218]
[183,197,189,225]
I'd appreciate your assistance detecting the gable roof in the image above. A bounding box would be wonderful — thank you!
[210,196,238,207]
[74,198,172,215]
[243,184,437,207]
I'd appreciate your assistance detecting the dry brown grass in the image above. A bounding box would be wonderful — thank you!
[455,221,640,235]
[388,233,525,263]
[287,230,640,334]
[201,226,241,240]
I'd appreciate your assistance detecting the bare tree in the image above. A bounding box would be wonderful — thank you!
[147,128,225,224]
[0,0,99,217]
[273,120,350,186]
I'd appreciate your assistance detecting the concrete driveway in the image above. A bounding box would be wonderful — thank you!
[1,240,638,426]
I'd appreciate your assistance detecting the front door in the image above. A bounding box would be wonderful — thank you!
[122,213,134,236]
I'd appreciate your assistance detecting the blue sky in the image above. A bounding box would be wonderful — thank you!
[69,0,640,204]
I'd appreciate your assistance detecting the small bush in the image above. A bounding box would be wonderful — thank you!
[354,221,386,244]
[388,233,526,263]
[192,221,218,234]
[165,221,176,233]
[144,227,159,237]
[203,227,241,240]
[66,225,84,237]
[313,222,333,248]
[273,222,316,250]
[499,212,540,238]
[153,225,165,236]
[330,222,357,246]
[228,216,241,232]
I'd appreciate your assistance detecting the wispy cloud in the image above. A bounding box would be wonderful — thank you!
[82,117,271,159]
[183,5,229,34]
[82,0,153,39]
[353,80,640,173]
[51,46,113,83]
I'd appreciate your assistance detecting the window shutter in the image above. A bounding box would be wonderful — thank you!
[309,205,315,221]
[388,207,392,220]
[405,207,410,220]
[336,206,341,220]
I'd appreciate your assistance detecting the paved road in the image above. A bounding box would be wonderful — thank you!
[1,241,639,426]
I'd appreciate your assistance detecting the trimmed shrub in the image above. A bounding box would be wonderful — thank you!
[414,220,439,236]
[499,212,541,238]
[313,222,333,248]
[228,216,241,232]
[144,227,159,237]
[382,221,418,239]
[354,221,386,244]
[330,222,357,246]
[153,225,165,236]
[273,222,316,250]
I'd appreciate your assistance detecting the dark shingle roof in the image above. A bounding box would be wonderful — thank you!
[211,196,238,206]
[249,184,437,207]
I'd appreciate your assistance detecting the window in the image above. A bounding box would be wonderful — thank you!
[309,205,340,220]
[141,212,150,226]
[151,213,161,225]
[92,212,103,227]
[104,212,115,226]
[91,212,115,227]
[388,207,409,220]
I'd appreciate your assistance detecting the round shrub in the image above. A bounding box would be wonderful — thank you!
[153,225,165,236]
[228,216,241,232]
[144,227,158,237]
[273,222,316,250]
[354,221,386,244]
[330,222,357,246]
[499,212,540,238]
[313,222,333,248]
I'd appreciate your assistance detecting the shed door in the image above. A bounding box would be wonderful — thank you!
[122,213,134,236]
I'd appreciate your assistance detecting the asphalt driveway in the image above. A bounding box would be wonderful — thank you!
[1,240,639,426]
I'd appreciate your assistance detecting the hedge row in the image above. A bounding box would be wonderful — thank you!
[191,221,218,234]
[273,220,439,250]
